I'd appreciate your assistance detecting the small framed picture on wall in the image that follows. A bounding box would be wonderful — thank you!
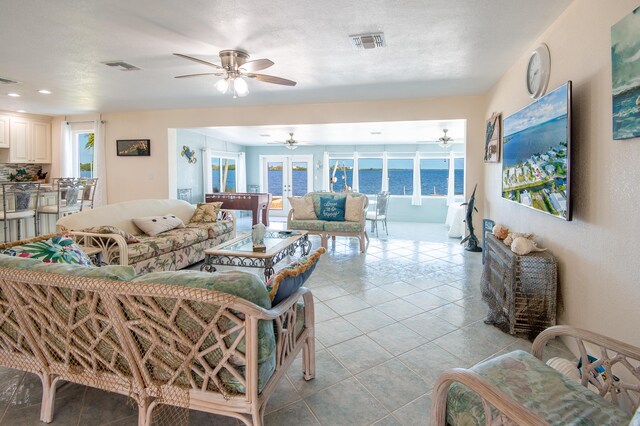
[484,112,501,163]
[116,139,151,156]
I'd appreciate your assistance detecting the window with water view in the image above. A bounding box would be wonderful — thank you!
[212,157,236,192]
[78,132,94,178]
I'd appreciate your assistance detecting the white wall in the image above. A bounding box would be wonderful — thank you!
[484,0,640,346]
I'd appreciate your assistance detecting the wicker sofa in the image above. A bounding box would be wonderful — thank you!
[287,191,369,252]
[56,199,235,273]
[430,325,640,425]
[0,250,316,426]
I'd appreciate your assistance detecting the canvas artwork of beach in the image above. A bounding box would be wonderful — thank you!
[612,7,640,140]
[502,83,570,219]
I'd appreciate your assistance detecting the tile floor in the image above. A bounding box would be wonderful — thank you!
[0,219,573,425]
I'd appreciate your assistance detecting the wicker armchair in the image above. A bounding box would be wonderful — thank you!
[430,325,640,425]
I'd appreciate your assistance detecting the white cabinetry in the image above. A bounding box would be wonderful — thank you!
[0,115,9,148]
[0,117,51,164]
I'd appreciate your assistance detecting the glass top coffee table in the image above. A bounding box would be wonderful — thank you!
[201,230,311,280]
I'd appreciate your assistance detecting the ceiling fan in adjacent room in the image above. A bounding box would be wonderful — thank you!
[418,129,459,150]
[267,133,310,150]
[173,50,296,98]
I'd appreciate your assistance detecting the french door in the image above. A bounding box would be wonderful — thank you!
[261,155,313,216]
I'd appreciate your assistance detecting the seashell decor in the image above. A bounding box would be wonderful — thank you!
[510,236,547,255]
[492,224,509,240]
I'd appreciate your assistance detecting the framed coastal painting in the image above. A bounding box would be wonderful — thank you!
[611,7,640,140]
[116,139,150,156]
[484,112,501,162]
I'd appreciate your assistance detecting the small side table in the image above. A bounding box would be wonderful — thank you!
[81,246,104,267]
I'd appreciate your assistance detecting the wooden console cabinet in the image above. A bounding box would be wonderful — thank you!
[481,233,558,339]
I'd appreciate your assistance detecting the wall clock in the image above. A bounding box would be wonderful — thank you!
[526,43,551,99]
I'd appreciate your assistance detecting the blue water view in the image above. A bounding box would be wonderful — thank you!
[613,86,640,139]
[268,169,464,196]
[212,170,236,192]
[503,114,568,168]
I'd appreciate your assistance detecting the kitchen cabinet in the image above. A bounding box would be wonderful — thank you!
[0,117,51,163]
[0,115,9,148]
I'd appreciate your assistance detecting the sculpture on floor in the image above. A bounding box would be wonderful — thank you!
[460,184,482,252]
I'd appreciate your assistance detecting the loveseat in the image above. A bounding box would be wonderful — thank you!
[287,191,369,252]
[430,325,640,425]
[56,199,235,273]
[0,241,320,426]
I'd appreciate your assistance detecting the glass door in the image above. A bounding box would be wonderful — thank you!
[262,155,313,217]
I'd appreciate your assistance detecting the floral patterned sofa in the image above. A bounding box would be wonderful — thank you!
[0,239,320,425]
[56,199,235,273]
[287,191,369,252]
[430,325,640,425]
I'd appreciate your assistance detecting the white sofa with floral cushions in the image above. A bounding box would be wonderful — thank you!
[56,199,235,273]
[287,192,369,252]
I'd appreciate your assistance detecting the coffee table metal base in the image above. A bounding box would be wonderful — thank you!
[201,232,311,280]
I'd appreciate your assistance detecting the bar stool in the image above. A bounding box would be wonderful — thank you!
[36,178,85,233]
[81,178,99,210]
[1,182,41,242]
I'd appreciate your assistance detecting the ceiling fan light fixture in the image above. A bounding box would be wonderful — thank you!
[437,128,454,150]
[233,77,249,97]
[215,78,229,94]
[286,143,298,150]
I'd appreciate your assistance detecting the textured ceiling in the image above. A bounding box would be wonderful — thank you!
[0,0,572,115]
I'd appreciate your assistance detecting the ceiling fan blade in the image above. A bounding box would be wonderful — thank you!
[240,58,274,72]
[173,53,224,69]
[267,141,286,144]
[174,72,225,79]
[246,73,297,86]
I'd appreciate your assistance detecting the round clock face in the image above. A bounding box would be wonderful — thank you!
[526,44,550,99]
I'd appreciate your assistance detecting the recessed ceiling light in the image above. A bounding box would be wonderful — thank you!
[260,134,271,137]
[8,93,20,97]
[370,131,382,135]
[16,110,26,113]
[38,89,52,94]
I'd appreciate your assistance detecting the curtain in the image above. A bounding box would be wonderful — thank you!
[352,151,359,192]
[202,149,212,193]
[59,122,73,177]
[237,152,247,193]
[93,120,107,206]
[381,151,389,192]
[411,151,422,206]
[322,151,330,191]
[447,151,456,206]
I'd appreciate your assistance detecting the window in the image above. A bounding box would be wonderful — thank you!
[420,159,449,196]
[358,158,383,194]
[454,158,465,195]
[212,157,236,192]
[329,159,354,192]
[291,162,308,196]
[76,132,94,178]
[387,159,413,195]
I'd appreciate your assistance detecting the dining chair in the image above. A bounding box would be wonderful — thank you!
[1,182,41,242]
[81,178,98,210]
[366,191,390,237]
[36,178,85,232]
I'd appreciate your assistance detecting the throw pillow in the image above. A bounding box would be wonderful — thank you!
[288,196,317,220]
[190,202,223,223]
[317,197,346,221]
[266,247,326,305]
[81,225,140,243]
[133,215,185,237]
[344,196,366,222]
[0,234,93,266]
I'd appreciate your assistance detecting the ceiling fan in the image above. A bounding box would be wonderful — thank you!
[173,50,296,98]
[267,133,309,150]
[417,129,459,150]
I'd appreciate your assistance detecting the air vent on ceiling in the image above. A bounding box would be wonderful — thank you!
[102,60,141,71]
[350,32,386,50]
[0,77,19,85]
